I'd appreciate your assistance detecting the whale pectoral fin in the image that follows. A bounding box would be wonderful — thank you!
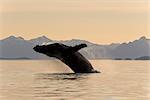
[69,43,87,53]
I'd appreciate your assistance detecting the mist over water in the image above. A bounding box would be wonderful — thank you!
[0,60,150,100]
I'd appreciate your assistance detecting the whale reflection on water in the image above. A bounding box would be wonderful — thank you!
[33,73,93,99]
[35,73,92,81]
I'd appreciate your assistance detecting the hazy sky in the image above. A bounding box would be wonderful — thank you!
[0,0,149,44]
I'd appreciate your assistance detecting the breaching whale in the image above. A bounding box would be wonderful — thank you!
[33,43,99,73]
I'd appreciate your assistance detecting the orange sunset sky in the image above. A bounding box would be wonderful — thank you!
[0,0,150,44]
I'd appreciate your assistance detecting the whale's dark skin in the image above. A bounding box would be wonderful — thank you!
[33,43,99,73]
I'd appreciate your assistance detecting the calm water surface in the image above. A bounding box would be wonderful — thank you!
[0,60,150,100]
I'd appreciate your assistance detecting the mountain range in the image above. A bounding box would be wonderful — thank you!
[0,36,149,60]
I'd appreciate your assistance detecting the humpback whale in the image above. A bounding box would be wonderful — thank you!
[33,43,99,73]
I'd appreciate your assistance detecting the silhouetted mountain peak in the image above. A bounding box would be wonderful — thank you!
[4,35,17,40]
[17,36,24,40]
[60,39,95,46]
[139,36,146,40]
[2,36,24,42]
[29,36,52,45]
[31,36,51,41]
[38,36,49,39]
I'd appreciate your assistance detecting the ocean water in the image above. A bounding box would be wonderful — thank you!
[0,60,150,100]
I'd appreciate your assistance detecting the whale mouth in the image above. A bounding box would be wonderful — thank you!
[33,45,58,56]
[33,45,46,53]
[33,45,40,52]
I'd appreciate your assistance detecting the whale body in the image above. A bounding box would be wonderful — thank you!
[33,43,99,73]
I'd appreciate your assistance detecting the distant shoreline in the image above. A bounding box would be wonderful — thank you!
[0,58,150,60]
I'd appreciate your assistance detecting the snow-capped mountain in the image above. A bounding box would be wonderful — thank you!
[29,36,52,45]
[111,36,150,59]
[0,36,149,59]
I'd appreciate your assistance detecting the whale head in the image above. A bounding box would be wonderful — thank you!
[33,43,66,58]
